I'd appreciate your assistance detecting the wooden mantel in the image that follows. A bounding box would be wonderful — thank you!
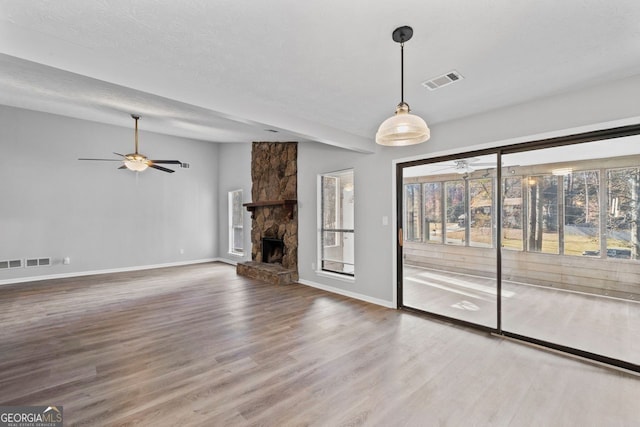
[243,199,297,219]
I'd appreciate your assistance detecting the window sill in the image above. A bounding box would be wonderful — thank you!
[228,251,245,257]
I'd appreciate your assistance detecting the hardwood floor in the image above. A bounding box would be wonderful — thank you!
[1,262,638,426]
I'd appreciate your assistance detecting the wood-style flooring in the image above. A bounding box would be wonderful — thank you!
[1,262,639,426]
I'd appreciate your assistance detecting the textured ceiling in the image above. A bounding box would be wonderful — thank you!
[1,0,640,152]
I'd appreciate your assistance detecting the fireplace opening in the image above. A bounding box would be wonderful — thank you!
[262,238,285,264]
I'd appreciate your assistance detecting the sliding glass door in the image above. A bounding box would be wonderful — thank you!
[401,154,498,328]
[398,127,640,371]
[500,137,640,366]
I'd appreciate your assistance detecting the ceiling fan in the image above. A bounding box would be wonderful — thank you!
[79,115,184,173]
[428,158,497,175]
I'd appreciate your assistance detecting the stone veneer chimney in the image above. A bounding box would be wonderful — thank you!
[236,142,298,284]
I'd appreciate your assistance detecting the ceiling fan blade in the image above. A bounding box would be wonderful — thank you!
[150,160,182,165]
[471,162,498,167]
[149,164,175,173]
[78,158,122,161]
[113,152,126,157]
[118,165,127,169]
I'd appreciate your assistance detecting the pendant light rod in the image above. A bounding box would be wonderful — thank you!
[400,41,404,105]
[392,26,412,106]
[132,114,140,154]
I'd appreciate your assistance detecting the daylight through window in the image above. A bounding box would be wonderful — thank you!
[228,189,244,255]
[320,170,355,276]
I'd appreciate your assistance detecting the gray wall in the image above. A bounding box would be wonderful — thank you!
[216,142,252,265]
[295,73,640,306]
[3,72,640,304]
[297,141,393,303]
[0,106,219,283]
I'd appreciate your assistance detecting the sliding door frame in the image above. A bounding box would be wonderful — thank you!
[396,123,640,373]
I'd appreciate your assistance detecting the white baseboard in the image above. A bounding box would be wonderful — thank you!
[0,258,220,286]
[1,261,396,311]
[216,258,246,266]
[297,278,396,309]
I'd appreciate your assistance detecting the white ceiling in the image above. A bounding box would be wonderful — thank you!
[1,0,640,153]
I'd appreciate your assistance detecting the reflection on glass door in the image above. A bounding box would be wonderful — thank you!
[402,155,498,328]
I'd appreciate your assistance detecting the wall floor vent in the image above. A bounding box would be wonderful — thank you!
[25,257,51,267]
[422,70,464,91]
[0,259,23,269]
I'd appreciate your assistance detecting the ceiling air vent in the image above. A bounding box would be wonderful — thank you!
[422,70,464,91]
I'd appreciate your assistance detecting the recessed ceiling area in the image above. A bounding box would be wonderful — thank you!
[1,1,639,152]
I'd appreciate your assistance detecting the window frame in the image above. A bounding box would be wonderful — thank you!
[318,169,355,278]
[228,189,244,256]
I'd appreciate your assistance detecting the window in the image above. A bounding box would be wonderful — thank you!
[404,183,422,242]
[445,180,465,245]
[423,182,442,243]
[228,189,244,255]
[400,148,639,261]
[469,178,494,247]
[526,175,559,254]
[320,170,355,276]
[607,168,639,259]
[563,171,600,256]
[502,176,524,250]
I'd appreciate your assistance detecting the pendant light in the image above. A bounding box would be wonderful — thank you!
[376,26,430,146]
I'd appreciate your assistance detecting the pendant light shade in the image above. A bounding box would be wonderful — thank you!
[376,26,430,146]
[376,103,430,146]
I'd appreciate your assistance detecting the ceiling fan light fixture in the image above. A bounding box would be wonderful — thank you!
[376,26,430,147]
[124,154,149,172]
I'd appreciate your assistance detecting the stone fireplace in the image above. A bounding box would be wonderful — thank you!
[236,142,298,285]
